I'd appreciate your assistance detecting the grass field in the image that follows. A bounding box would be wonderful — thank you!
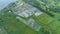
[0,0,60,34]
[0,9,60,34]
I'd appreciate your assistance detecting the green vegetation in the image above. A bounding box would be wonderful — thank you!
[0,0,60,34]
[23,0,60,20]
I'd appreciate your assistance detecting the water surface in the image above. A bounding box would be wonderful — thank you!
[0,0,17,10]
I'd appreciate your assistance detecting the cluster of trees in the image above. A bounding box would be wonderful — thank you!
[22,0,60,17]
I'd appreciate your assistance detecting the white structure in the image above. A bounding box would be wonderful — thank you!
[27,19,41,31]
[12,3,43,18]
[16,16,41,31]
